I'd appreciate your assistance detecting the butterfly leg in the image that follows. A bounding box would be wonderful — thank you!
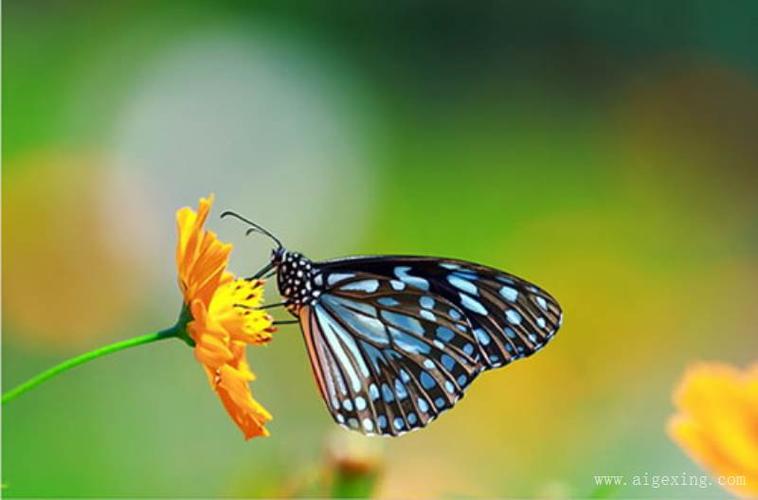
[260,302,286,310]
[273,319,299,325]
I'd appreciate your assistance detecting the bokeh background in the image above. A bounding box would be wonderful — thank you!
[3,1,758,497]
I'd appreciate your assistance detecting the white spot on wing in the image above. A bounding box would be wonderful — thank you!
[394,266,429,291]
[535,296,548,311]
[339,279,380,293]
[327,273,355,286]
[499,286,518,302]
[459,293,488,315]
[440,262,460,270]
[448,275,478,295]
[506,309,522,325]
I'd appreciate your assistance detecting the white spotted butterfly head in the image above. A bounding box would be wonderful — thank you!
[219,212,321,314]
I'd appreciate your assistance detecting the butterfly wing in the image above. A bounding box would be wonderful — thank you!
[317,256,563,368]
[297,274,484,436]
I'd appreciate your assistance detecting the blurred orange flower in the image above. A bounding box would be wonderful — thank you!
[176,195,275,440]
[668,362,758,497]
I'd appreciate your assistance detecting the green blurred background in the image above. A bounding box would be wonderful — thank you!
[3,1,757,497]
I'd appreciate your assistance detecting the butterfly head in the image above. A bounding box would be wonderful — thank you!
[273,250,318,312]
[218,211,320,312]
[271,246,287,265]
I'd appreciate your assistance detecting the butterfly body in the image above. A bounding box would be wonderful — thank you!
[268,248,563,436]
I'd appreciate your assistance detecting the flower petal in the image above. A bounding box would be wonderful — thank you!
[175,195,233,307]
[216,364,272,440]
[669,362,758,497]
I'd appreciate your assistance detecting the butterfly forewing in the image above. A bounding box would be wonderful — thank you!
[318,256,563,367]
[433,264,563,367]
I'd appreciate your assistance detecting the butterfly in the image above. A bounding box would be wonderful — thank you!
[222,212,563,436]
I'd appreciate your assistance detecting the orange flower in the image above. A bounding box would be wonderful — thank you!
[176,195,275,439]
[668,362,758,497]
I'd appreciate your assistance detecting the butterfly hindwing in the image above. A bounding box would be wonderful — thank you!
[299,273,484,435]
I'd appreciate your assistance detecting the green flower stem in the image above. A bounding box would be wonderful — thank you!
[2,325,181,405]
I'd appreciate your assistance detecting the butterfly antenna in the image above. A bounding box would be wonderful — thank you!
[219,210,283,250]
